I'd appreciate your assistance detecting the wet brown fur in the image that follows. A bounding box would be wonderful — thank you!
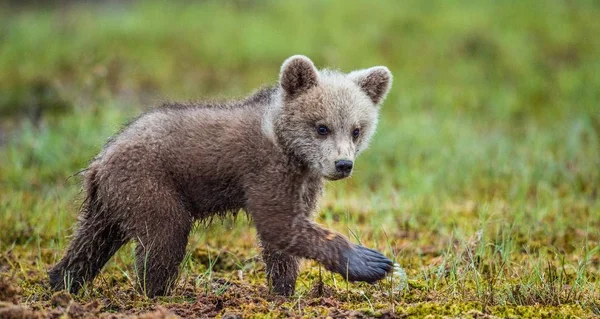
[49,55,393,297]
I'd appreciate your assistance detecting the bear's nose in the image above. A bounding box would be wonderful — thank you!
[335,160,353,174]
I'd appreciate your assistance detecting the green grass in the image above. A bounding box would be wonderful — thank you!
[1,1,599,318]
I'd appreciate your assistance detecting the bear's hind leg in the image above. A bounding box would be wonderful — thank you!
[49,216,128,293]
[133,196,193,297]
[261,242,300,296]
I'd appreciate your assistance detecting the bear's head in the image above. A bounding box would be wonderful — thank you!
[270,55,392,180]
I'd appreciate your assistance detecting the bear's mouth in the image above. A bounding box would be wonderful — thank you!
[323,172,351,181]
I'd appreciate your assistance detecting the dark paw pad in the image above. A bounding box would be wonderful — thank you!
[271,281,295,296]
[337,246,393,283]
[48,265,85,294]
[48,268,65,291]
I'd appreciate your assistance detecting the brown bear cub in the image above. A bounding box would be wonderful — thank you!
[49,55,394,297]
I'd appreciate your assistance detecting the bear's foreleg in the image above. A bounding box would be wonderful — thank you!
[250,202,393,289]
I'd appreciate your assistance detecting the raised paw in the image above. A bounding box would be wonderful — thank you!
[335,245,394,283]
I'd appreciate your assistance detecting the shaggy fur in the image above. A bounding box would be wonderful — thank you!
[48,55,394,297]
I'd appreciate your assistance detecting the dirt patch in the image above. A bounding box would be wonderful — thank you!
[0,303,43,319]
[166,284,275,318]
[135,306,180,319]
[0,276,21,304]
[50,291,73,308]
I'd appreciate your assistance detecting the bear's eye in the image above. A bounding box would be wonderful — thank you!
[317,125,329,135]
[352,128,360,138]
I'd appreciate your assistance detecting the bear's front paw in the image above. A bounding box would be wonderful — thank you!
[336,245,393,283]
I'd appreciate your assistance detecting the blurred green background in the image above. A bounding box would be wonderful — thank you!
[2,0,598,221]
[0,0,599,316]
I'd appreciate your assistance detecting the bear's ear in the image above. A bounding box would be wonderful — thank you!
[348,66,392,105]
[280,55,319,99]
